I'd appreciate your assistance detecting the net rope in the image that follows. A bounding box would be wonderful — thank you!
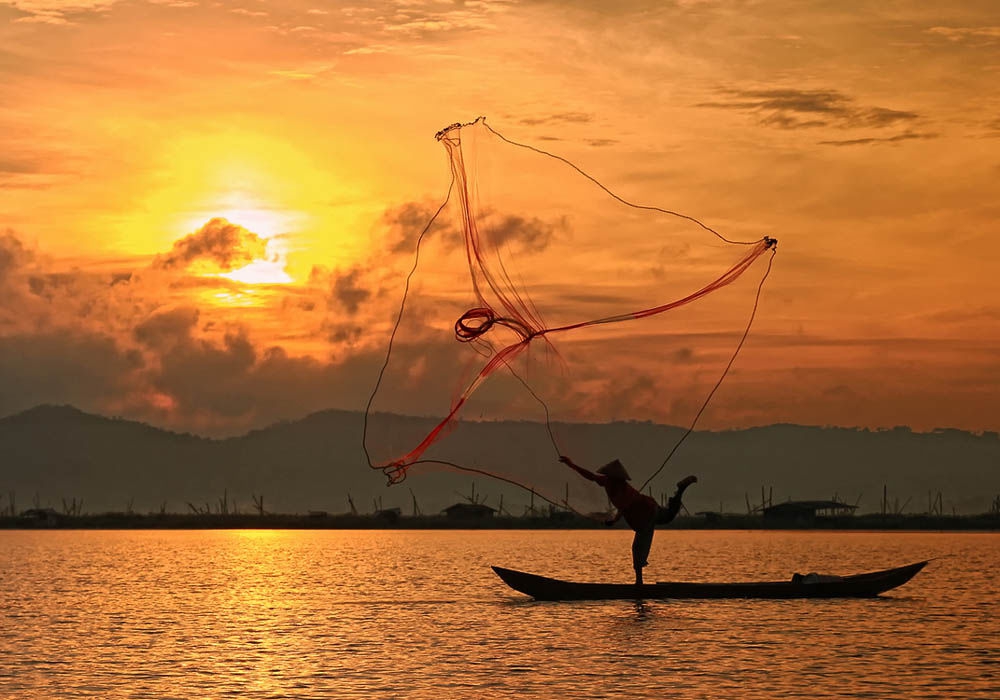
[362,117,777,510]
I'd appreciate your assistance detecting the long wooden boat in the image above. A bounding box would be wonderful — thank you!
[492,560,928,601]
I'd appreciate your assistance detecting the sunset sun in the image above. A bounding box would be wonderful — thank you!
[210,200,294,285]
[217,234,292,285]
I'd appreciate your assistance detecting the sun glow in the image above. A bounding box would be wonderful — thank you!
[81,126,383,286]
[145,130,326,265]
[183,191,295,240]
[211,201,294,285]
[179,194,296,284]
[218,245,293,284]
[203,287,273,307]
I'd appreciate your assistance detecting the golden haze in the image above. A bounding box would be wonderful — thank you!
[0,0,997,435]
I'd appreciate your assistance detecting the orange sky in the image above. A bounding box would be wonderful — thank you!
[1,0,998,435]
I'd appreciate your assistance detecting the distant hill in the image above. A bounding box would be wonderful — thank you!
[0,405,997,516]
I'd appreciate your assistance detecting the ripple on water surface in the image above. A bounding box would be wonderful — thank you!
[0,530,997,699]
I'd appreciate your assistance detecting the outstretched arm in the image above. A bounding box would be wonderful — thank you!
[559,455,604,484]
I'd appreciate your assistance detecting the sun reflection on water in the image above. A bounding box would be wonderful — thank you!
[1,531,995,699]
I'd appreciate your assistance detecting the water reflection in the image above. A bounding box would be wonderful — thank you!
[0,530,996,699]
[631,600,652,622]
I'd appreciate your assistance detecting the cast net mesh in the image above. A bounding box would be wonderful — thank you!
[364,118,775,515]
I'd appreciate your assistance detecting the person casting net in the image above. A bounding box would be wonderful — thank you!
[363,117,776,517]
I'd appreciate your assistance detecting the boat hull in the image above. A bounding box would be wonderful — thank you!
[492,561,928,601]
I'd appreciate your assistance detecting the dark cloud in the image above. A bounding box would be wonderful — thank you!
[486,214,562,253]
[153,329,258,418]
[0,330,142,418]
[698,88,921,131]
[0,223,445,434]
[331,268,371,315]
[759,113,829,130]
[134,307,200,350]
[0,231,156,337]
[0,230,36,318]
[381,201,460,255]
[325,322,363,345]
[0,279,381,431]
[922,305,1000,324]
[859,107,920,128]
[699,88,847,115]
[0,230,33,283]
[135,325,400,431]
[153,218,267,271]
[26,273,80,299]
[818,131,939,147]
[672,347,695,363]
[26,276,45,295]
[519,112,593,127]
[0,156,43,174]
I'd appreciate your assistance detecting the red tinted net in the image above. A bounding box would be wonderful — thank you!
[364,118,776,515]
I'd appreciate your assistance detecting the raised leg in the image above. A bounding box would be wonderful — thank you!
[658,475,698,524]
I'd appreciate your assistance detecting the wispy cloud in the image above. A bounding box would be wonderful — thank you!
[697,88,921,131]
[921,305,1000,324]
[927,26,1000,42]
[365,0,512,39]
[5,0,121,24]
[231,7,267,18]
[519,112,593,127]
[0,156,43,174]
[818,130,939,147]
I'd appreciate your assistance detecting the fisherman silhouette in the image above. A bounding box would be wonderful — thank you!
[560,455,697,585]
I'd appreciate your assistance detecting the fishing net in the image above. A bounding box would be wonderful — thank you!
[364,118,775,515]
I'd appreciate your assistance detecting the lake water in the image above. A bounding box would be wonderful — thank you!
[1,530,997,699]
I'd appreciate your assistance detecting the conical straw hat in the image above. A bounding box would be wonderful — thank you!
[596,459,631,481]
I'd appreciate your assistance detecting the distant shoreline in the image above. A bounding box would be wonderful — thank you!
[2,512,998,531]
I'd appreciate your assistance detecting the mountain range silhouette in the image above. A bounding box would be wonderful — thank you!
[1,404,996,516]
